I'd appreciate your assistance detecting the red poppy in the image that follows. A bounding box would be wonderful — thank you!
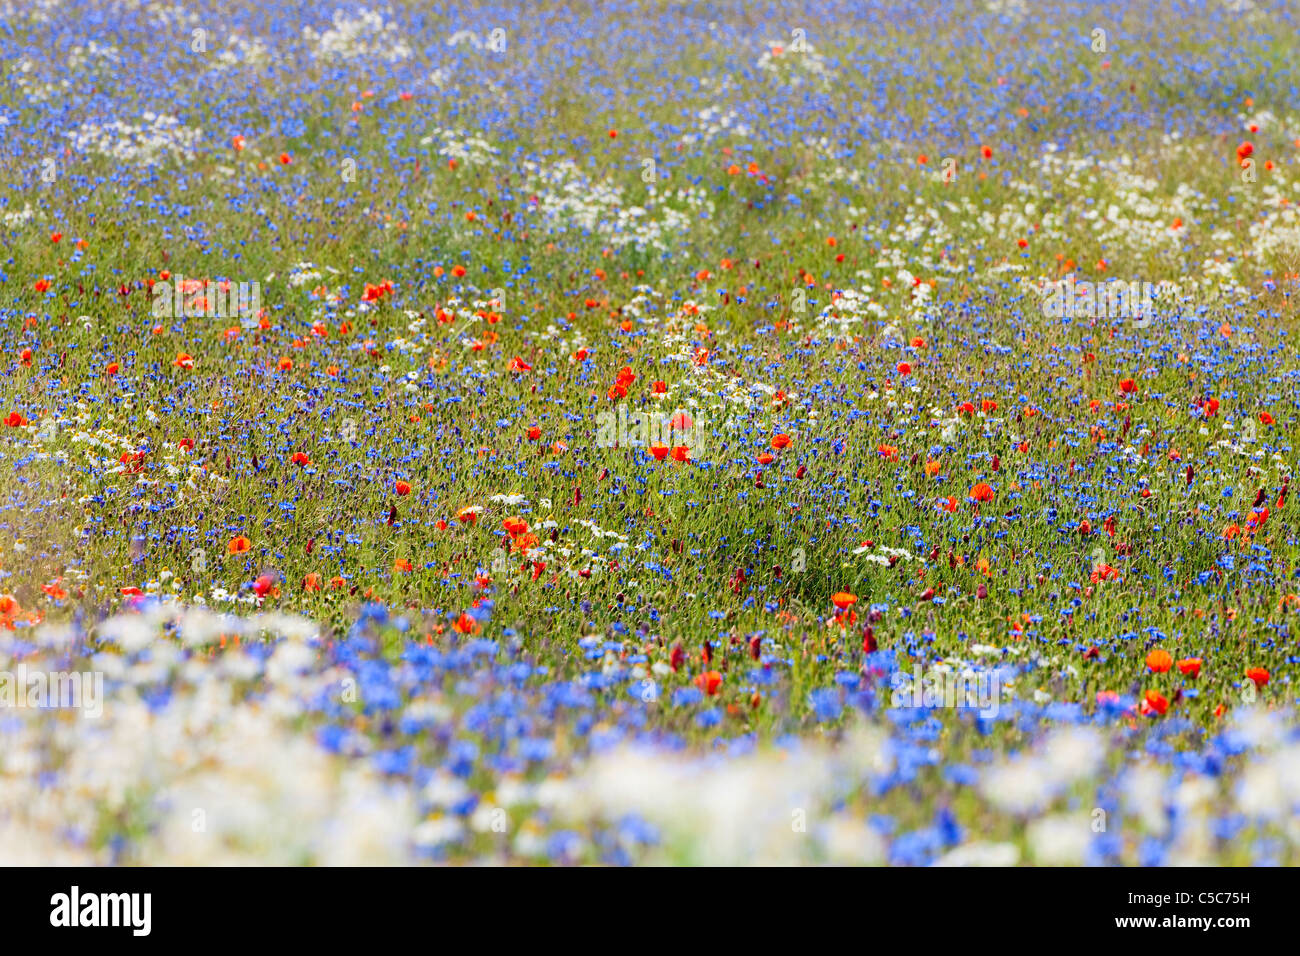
[1140,690,1169,716]
[1177,658,1202,678]
[394,480,411,496]
[969,482,994,502]
[1245,667,1270,688]
[694,670,722,695]
[1090,564,1119,583]
[1145,649,1173,673]
[771,433,792,450]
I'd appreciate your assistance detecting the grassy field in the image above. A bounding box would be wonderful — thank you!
[1,0,1299,865]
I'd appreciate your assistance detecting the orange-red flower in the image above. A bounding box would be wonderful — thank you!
[1145,649,1173,673]
[771,433,792,450]
[669,411,694,432]
[1246,506,1270,532]
[1176,657,1202,678]
[227,536,251,554]
[1245,667,1270,688]
[969,482,994,503]
[831,591,857,610]
[694,670,722,695]
[1140,690,1169,716]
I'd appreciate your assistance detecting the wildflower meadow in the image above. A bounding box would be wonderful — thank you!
[2,0,1300,882]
